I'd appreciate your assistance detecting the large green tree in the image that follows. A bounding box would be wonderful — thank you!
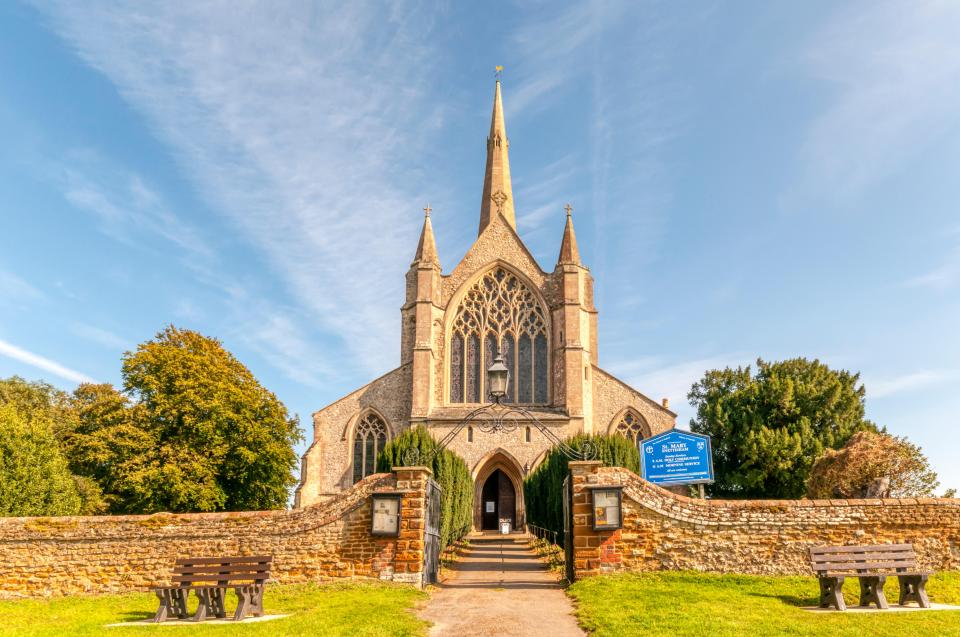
[689,358,877,498]
[0,402,81,517]
[0,376,102,515]
[64,383,156,514]
[119,326,303,512]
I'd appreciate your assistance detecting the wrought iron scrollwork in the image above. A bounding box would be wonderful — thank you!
[401,396,596,466]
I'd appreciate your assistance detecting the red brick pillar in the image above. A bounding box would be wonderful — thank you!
[391,466,432,586]
[569,460,622,578]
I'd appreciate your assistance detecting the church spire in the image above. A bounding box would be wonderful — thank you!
[412,205,440,267]
[557,204,581,265]
[478,79,516,235]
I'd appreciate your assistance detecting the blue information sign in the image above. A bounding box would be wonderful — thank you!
[640,429,714,486]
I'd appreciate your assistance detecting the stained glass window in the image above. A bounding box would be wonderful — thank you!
[353,412,388,483]
[517,334,532,403]
[466,334,481,403]
[613,409,649,447]
[450,334,464,403]
[449,266,549,404]
[534,333,548,403]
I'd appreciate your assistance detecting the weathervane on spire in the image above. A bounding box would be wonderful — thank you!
[423,204,432,218]
[564,203,573,217]
[495,65,504,81]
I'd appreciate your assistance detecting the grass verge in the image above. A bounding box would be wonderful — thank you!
[0,581,428,637]
[567,571,960,637]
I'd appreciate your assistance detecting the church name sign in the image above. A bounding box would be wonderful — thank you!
[640,429,714,486]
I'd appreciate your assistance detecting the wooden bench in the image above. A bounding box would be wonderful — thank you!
[153,555,273,622]
[809,544,930,611]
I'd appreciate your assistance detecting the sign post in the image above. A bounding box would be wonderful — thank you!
[640,429,714,488]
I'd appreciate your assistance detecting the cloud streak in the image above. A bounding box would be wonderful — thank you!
[866,369,959,399]
[0,338,96,384]
[36,2,445,376]
[793,0,960,203]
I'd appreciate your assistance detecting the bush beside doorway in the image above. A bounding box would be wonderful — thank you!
[377,428,473,550]
[523,433,640,544]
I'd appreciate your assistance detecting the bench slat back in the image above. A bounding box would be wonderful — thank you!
[809,544,916,575]
[169,556,272,587]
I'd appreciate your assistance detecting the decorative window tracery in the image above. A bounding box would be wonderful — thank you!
[613,409,649,447]
[352,412,388,483]
[449,267,549,403]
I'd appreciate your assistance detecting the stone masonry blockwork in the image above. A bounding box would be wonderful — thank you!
[0,467,431,599]
[570,462,960,578]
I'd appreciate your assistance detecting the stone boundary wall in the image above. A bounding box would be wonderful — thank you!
[0,467,431,599]
[569,461,960,578]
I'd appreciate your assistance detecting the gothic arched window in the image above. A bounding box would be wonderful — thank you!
[449,267,549,404]
[353,412,388,483]
[613,409,649,447]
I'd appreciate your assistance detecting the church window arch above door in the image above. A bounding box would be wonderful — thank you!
[352,411,388,483]
[612,409,650,447]
[448,266,549,404]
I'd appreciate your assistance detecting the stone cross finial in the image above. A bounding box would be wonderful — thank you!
[423,204,432,218]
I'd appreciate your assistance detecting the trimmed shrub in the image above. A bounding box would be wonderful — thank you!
[524,433,639,544]
[377,427,473,549]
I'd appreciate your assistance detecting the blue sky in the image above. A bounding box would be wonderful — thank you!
[1,1,958,494]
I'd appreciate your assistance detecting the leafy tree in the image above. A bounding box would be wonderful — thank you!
[0,403,81,516]
[377,427,473,550]
[524,433,639,544]
[0,376,105,515]
[807,431,939,498]
[689,358,877,499]
[64,383,155,514]
[120,326,302,512]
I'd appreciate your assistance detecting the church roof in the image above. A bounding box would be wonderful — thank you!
[478,80,516,235]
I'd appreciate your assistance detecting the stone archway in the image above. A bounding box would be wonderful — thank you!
[472,448,525,532]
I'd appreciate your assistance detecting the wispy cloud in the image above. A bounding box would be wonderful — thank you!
[69,322,128,350]
[0,337,96,384]
[59,151,212,261]
[0,270,45,306]
[606,354,747,425]
[516,155,578,232]
[36,2,444,376]
[792,0,960,203]
[866,369,959,399]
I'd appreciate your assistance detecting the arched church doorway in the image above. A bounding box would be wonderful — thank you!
[473,449,525,532]
[480,469,516,530]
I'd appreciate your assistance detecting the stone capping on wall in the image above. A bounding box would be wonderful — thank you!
[0,466,435,598]
[569,461,960,578]
[0,472,396,542]
[593,464,960,526]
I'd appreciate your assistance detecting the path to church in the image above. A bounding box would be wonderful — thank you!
[419,535,585,637]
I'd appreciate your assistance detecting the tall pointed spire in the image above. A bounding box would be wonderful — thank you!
[412,205,440,267]
[478,79,516,235]
[557,204,581,265]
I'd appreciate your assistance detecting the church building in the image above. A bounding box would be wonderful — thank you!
[295,80,676,530]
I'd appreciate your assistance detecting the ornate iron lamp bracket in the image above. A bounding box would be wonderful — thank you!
[403,396,597,466]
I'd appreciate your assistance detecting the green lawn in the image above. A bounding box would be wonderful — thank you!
[0,582,428,637]
[568,571,960,637]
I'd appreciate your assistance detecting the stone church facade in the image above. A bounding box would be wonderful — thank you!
[295,81,676,529]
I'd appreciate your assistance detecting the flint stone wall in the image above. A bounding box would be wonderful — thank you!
[0,467,431,599]
[570,461,960,578]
